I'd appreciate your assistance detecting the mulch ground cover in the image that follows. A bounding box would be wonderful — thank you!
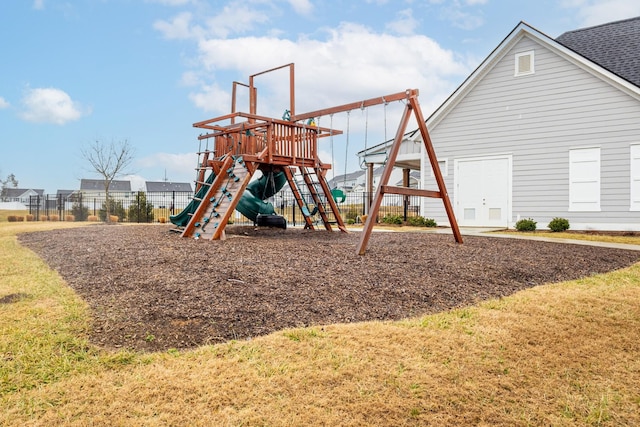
[18,224,640,352]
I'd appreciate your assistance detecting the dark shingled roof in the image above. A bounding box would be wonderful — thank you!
[556,16,640,87]
[145,181,193,192]
[80,179,131,192]
[4,188,44,198]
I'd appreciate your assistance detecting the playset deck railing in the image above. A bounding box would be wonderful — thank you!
[193,112,339,168]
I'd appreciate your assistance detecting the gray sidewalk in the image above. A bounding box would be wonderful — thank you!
[431,227,640,251]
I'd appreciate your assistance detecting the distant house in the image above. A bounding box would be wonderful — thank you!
[77,179,133,212]
[327,170,365,192]
[328,167,413,193]
[80,179,132,196]
[361,17,640,230]
[0,188,45,209]
[54,190,77,211]
[56,189,75,200]
[145,181,193,211]
[395,171,420,188]
[2,188,44,203]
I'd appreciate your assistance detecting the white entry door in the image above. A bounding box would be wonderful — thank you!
[455,156,511,227]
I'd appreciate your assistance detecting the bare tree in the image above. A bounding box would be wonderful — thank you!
[81,139,135,222]
[1,173,19,201]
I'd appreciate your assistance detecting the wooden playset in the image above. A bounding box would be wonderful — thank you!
[171,63,462,254]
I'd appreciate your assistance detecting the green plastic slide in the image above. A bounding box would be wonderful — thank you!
[170,169,287,227]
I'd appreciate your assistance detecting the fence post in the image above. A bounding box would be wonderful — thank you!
[403,196,408,221]
[292,202,296,226]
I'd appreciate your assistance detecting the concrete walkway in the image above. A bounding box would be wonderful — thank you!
[430,227,640,252]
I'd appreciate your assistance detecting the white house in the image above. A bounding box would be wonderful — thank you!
[145,181,193,211]
[80,179,132,196]
[363,17,640,230]
[0,188,45,210]
[78,179,133,210]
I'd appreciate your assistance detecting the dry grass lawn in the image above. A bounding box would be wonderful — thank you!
[1,222,639,426]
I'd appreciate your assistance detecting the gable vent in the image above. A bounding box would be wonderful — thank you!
[515,50,535,76]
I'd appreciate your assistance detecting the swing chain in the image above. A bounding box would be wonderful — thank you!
[360,106,369,170]
[343,111,350,190]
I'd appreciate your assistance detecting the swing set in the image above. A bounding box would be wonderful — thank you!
[173,63,462,254]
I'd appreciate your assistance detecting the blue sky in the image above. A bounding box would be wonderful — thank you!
[2,0,640,193]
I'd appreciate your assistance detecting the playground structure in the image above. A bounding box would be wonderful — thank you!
[171,63,462,254]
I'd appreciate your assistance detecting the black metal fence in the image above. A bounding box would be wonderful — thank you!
[26,191,423,225]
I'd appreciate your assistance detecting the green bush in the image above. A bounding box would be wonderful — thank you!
[99,197,126,222]
[71,202,89,221]
[515,217,537,232]
[548,217,570,232]
[407,216,437,227]
[407,216,423,226]
[128,191,154,223]
[381,214,403,225]
[344,207,359,222]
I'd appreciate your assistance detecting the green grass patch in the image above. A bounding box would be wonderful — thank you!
[1,222,639,426]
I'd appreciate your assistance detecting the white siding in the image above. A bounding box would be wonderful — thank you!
[631,145,640,211]
[421,34,640,230]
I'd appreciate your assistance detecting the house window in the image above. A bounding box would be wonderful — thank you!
[515,50,534,76]
[569,147,600,211]
[630,145,640,211]
[430,159,448,178]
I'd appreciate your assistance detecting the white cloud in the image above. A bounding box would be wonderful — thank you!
[0,97,9,109]
[386,9,419,35]
[180,70,202,87]
[287,0,313,16]
[192,22,469,117]
[32,0,44,10]
[146,0,194,5]
[439,4,484,30]
[154,11,204,40]
[155,5,273,40]
[561,0,640,27]
[204,5,271,39]
[156,6,472,173]
[135,152,198,187]
[122,174,147,192]
[19,87,89,125]
[188,82,232,114]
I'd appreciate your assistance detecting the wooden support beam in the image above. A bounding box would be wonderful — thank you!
[356,92,463,254]
[380,185,441,198]
[409,96,463,244]
[357,101,413,255]
[292,89,417,122]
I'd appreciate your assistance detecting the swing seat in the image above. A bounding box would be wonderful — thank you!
[331,188,346,203]
[301,206,318,217]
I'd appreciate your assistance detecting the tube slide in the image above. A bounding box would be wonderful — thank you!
[170,169,287,227]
